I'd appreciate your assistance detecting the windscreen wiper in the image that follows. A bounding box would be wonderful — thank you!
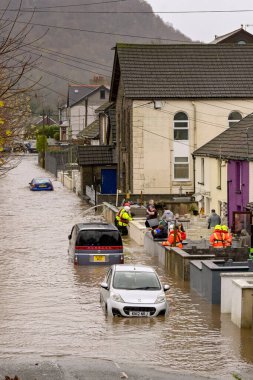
[134,287,159,290]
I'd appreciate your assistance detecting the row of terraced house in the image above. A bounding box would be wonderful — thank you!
[55,27,253,229]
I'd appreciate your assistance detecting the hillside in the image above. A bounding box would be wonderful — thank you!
[2,0,191,112]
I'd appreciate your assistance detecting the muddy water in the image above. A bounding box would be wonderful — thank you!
[0,156,252,378]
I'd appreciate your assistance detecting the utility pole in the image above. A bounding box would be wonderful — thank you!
[172,220,178,247]
[42,109,45,169]
[67,105,73,181]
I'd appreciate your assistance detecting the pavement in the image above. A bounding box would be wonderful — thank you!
[0,358,252,380]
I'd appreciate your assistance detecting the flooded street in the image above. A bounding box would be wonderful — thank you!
[0,156,253,378]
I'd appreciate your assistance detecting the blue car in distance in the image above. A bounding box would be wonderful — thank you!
[29,178,54,191]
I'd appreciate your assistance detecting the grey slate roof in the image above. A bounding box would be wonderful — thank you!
[77,145,115,166]
[77,119,99,139]
[193,113,253,160]
[111,44,253,100]
[68,85,109,107]
[95,101,114,113]
[31,115,58,126]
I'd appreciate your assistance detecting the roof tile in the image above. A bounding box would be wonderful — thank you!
[112,44,253,99]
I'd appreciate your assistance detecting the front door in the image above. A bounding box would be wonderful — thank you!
[101,169,117,194]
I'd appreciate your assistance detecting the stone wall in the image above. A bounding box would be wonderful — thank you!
[190,259,253,304]
[220,272,253,313]
[102,202,118,224]
[231,279,253,328]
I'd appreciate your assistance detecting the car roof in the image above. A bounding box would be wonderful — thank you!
[113,265,155,273]
[76,222,118,231]
[33,177,51,181]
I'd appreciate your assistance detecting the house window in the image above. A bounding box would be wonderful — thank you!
[236,161,241,192]
[217,159,222,189]
[100,89,106,99]
[201,158,205,184]
[174,112,189,140]
[174,157,189,180]
[228,111,242,127]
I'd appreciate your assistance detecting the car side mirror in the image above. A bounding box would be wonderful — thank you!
[68,235,71,240]
[100,282,109,290]
[163,284,170,292]
[29,182,31,185]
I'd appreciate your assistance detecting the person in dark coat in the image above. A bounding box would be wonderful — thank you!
[145,200,158,228]
[207,209,221,229]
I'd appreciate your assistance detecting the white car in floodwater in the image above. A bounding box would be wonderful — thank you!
[100,264,170,317]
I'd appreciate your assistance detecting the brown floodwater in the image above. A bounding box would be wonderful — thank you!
[0,156,252,378]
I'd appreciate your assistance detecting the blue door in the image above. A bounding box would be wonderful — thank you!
[101,169,117,194]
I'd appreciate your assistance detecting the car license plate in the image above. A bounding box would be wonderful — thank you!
[129,311,150,317]
[39,184,47,187]
[94,255,105,262]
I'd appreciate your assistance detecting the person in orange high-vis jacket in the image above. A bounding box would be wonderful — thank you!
[210,225,224,248]
[162,226,183,248]
[221,225,232,247]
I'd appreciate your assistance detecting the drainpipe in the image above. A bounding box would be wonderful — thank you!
[192,102,197,195]
[192,155,196,194]
[85,98,88,128]
[170,148,173,194]
[192,102,197,150]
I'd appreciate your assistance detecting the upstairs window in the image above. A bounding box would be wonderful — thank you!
[236,161,241,192]
[201,158,205,184]
[217,159,222,189]
[228,111,242,127]
[174,112,189,140]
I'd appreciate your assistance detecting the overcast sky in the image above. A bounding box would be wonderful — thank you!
[145,0,253,42]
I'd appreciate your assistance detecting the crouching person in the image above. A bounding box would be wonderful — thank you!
[162,225,183,248]
[151,224,168,239]
[115,205,132,236]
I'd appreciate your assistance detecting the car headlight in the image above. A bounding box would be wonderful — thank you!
[111,293,125,303]
[155,295,166,304]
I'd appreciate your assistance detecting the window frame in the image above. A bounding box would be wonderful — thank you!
[200,157,205,185]
[173,112,189,141]
[235,161,241,193]
[217,159,222,189]
[228,111,242,128]
[174,156,189,181]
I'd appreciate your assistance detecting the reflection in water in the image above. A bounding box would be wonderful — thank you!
[221,314,253,364]
[0,156,252,378]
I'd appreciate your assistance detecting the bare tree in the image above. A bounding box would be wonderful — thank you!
[0,0,42,177]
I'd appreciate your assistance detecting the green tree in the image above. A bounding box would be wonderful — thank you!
[36,125,60,138]
[36,135,48,153]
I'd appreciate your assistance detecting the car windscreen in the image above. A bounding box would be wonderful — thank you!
[35,179,51,184]
[113,271,161,290]
[76,230,122,246]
